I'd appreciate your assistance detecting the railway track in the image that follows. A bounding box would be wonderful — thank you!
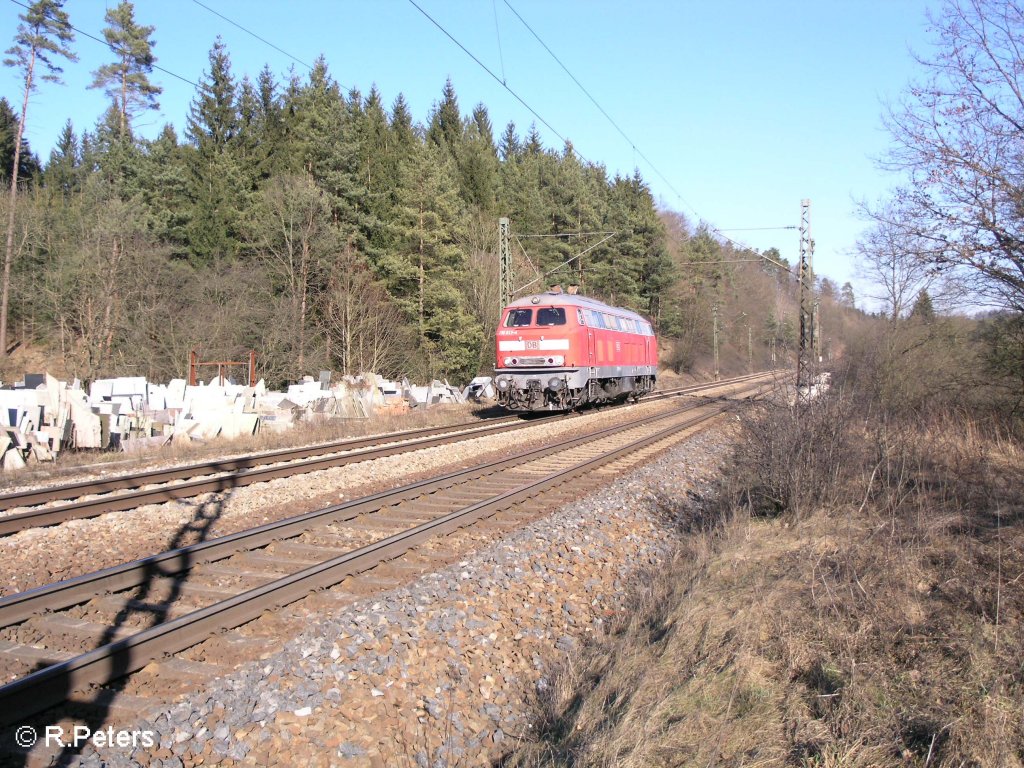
[0,375,769,731]
[0,373,771,537]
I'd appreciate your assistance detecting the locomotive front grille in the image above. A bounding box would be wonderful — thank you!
[502,355,565,367]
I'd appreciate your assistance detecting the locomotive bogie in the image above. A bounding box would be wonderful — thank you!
[493,292,658,412]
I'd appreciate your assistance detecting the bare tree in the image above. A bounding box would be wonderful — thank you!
[323,238,411,377]
[855,207,946,320]
[40,187,156,381]
[461,211,501,374]
[3,0,75,356]
[880,0,1024,311]
[245,174,333,375]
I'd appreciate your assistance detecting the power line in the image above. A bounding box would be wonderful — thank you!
[502,0,703,224]
[8,0,207,91]
[405,0,588,164]
[518,230,617,238]
[189,0,314,72]
[500,1,791,260]
[716,226,798,232]
[490,0,507,85]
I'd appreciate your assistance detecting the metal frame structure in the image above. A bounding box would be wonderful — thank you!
[188,349,257,387]
[797,199,814,389]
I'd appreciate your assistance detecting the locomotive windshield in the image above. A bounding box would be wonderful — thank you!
[505,309,533,327]
[537,307,566,326]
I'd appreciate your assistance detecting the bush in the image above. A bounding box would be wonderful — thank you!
[727,390,854,520]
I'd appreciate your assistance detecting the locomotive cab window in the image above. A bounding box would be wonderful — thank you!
[537,307,567,326]
[505,309,533,327]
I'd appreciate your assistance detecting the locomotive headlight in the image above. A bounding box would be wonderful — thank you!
[547,377,564,391]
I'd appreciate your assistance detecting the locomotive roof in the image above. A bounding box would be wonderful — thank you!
[505,292,650,322]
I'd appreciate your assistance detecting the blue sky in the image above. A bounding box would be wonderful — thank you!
[2,0,937,301]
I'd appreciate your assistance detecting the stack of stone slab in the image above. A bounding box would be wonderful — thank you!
[404,379,467,407]
[0,373,74,469]
[0,371,437,468]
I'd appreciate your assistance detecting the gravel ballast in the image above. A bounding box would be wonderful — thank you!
[67,423,737,768]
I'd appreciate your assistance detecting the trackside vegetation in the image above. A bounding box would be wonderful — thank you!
[509,376,1024,766]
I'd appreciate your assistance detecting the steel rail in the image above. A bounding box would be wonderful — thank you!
[0,373,772,536]
[0,394,748,726]
[0,416,526,511]
[0,386,765,630]
[0,417,545,536]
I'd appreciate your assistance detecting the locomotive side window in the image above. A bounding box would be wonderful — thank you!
[623,318,637,333]
[537,307,567,326]
[505,309,533,327]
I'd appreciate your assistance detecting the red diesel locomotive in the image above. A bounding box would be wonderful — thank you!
[494,291,658,411]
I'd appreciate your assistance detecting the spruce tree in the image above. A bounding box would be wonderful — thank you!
[840,281,855,308]
[363,87,394,186]
[459,103,499,211]
[0,98,40,183]
[426,78,463,160]
[390,93,416,149]
[911,288,935,321]
[498,121,520,162]
[90,1,161,141]
[524,123,543,156]
[184,37,242,264]
[3,0,76,355]
[88,99,149,193]
[284,57,346,181]
[187,37,238,153]
[139,124,190,253]
[235,65,285,182]
[43,118,77,195]
[388,141,481,380]
[356,86,397,253]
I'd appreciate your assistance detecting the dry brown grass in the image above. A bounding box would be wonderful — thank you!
[510,397,1024,767]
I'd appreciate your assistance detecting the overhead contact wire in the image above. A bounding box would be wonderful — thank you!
[500,0,786,258]
[502,0,703,223]
[405,0,589,164]
[491,0,507,85]
[189,0,314,72]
